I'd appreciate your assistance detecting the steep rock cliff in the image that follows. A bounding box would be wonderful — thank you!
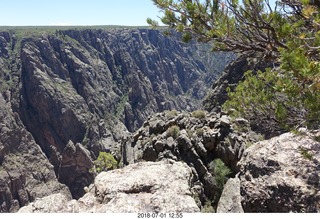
[0,27,230,207]
[0,93,70,212]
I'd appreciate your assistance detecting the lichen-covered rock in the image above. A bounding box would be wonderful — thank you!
[19,160,200,213]
[238,131,320,212]
[216,176,243,213]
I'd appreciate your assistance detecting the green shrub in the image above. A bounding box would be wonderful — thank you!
[212,159,231,191]
[191,110,207,119]
[314,135,320,143]
[223,64,320,135]
[201,200,215,213]
[207,158,232,208]
[299,148,313,161]
[196,128,204,136]
[165,109,179,118]
[166,125,180,139]
[93,152,118,173]
[223,12,320,135]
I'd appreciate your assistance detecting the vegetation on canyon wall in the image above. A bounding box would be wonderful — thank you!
[149,0,320,135]
[1,0,319,213]
[1,26,236,208]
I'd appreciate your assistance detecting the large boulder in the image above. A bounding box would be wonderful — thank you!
[216,176,243,213]
[238,130,320,212]
[19,160,200,213]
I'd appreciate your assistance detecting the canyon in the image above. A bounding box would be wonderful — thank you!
[0,27,232,211]
[0,27,319,213]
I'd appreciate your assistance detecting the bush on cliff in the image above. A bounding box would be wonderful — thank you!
[166,125,180,139]
[92,152,118,174]
[207,158,232,211]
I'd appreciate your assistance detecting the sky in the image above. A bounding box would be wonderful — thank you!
[0,0,162,26]
[0,0,277,27]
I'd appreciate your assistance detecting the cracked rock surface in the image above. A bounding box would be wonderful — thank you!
[19,160,200,213]
[238,131,320,212]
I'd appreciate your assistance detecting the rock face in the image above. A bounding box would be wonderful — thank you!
[57,140,94,199]
[121,110,262,208]
[0,28,229,207]
[0,93,70,212]
[19,160,200,213]
[238,131,320,212]
[203,55,274,112]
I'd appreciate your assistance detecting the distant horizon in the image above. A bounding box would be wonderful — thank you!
[0,24,153,27]
[0,0,162,26]
[0,0,277,27]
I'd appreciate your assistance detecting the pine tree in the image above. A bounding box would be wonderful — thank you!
[149,0,320,134]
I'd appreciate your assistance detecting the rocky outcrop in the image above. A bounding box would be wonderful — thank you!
[0,93,70,212]
[0,32,10,58]
[17,129,320,213]
[238,130,320,212]
[0,28,228,203]
[57,141,94,199]
[19,160,200,213]
[121,110,262,208]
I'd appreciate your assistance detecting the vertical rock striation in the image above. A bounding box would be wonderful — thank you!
[0,93,70,212]
[0,28,230,209]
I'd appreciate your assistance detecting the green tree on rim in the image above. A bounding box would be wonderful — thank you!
[148,0,320,134]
